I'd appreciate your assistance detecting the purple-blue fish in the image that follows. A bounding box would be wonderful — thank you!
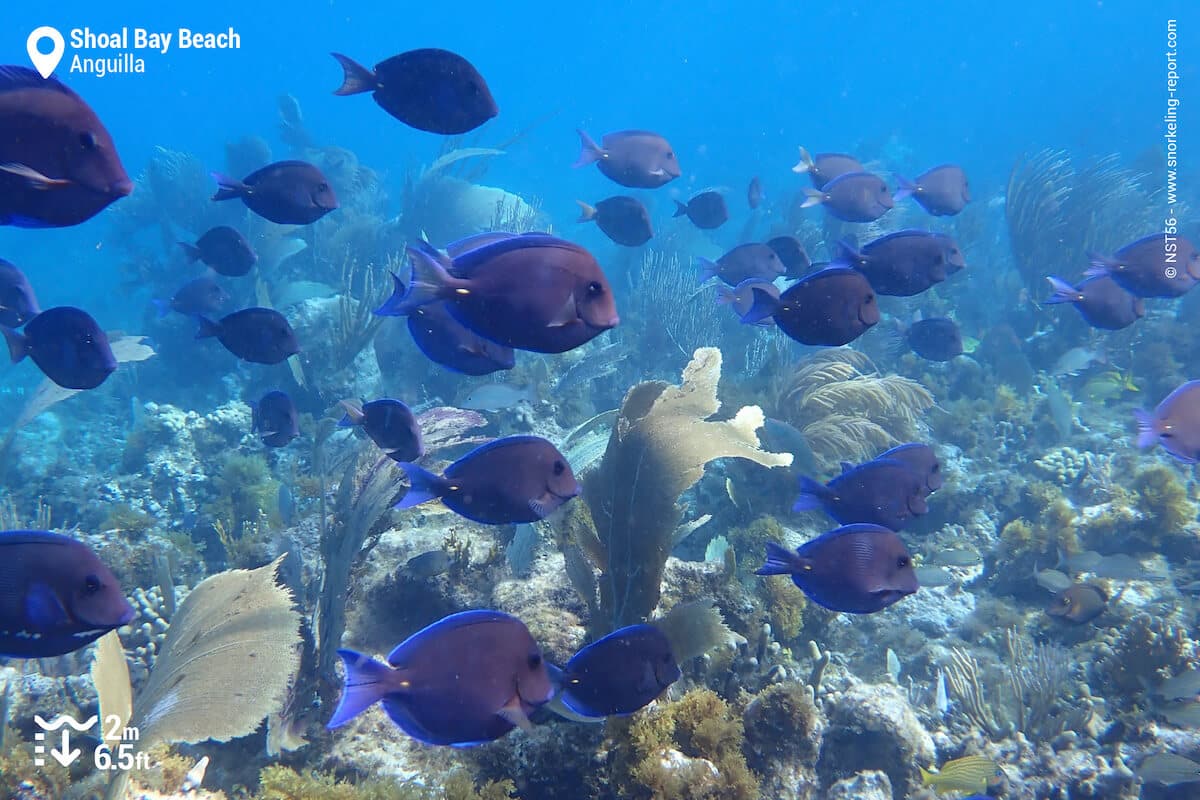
[577,196,654,247]
[179,226,258,277]
[716,279,777,326]
[755,525,919,614]
[1086,233,1200,298]
[153,276,231,319]
[697,243,785,286]
[574,129,681,189]
[836,231,966,296]
[212,161,338,225]
[250,390,299,448]
[867,443,942,495]
[0,66,132,228]
[893,164,971,216]
[328,609,554,745]
[0,258,39,327]
[741,267,879,346]
[404,300,515,375]
[794,458,928,530]
[339,398,423,462]
[1136,380,1200,463]
[555,623,680,718]
[791,147,864,189]
[673,191,728,229]
[1044,275,1144,330]
[2,306,116,389]
[382,234,619,354]
[893,317,963,361]
[396,435,580,524]
[801,171,893,222]
[331,49,498,135]
[0,530,134,657]
[195,307,300,365]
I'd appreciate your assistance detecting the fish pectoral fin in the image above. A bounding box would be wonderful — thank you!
[0,163,73,190]
[546,294,580,328]
[25,582,68,628]
[648,167,666,177]
[497,696,534,732]
[528,496,550,518]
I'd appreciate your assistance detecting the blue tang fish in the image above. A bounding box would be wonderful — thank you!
[328,610,555,746]
[555,624,681,718]
[795,457,928,530]
[0,530,134,657]
[756,525,919,614]
[2,306,116,390]
[339,398,423,462]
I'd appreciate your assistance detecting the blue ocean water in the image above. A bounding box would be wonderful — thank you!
[3,2,1200,798]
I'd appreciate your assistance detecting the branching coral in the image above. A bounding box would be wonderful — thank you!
[772,349,933,468]
[574,347,791,630]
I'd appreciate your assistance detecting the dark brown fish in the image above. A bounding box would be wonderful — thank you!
[154,276,231,318]
[577,196,653,246]
[389,234,619,354]
[212,160,337,225]
[179,226,258,277]
[574,129,681,189]
[0,259,39,327]
[1136,380,1200,463]
[195,307,300,364]
[766,235,812,278]
[251,390,299,448]
[896,317,963,361]
[674,191,728,229]
[0,67,132,228]
[698,243,785,286]
[1046,583,1107,624]
[396,435,580,524]
[2,306,116,389]
[747,176,763,209]
[1086,233,1200,298]
[741,267,878,346]
[893,164,970,216]
[795,458,928,531]
[791,147,864,188]
[801,172,893,222]
[756,525,918,614]
[339,398,423,462]
[0,529,135,657]
[331,49,498,135]
[1044,275,1144,330]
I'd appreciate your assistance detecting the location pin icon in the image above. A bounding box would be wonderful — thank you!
[27,26,65,79]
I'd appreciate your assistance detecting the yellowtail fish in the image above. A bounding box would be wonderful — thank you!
[919,755,1002,794]
[1082,369,1138,402]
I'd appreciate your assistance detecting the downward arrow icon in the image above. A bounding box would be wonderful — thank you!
[50,730,80,767]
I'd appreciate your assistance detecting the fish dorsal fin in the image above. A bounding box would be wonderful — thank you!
[0,66,76,97]
[839,461,854,474]
[451,232,580,275]
[450,435,554,470]
[0,530,73,548]
[386,609,519,664]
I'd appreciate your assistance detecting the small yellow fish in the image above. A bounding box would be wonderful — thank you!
[919,755,1002,794]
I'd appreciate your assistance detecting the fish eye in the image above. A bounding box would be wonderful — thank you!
[865,293,876,304]
[84,575,102,594]
[587,281,604,296]
[79,131,98,149]
[528,653,542,669]
[553,460,566,476]
[317,183,329,192]
[897,556,910,568]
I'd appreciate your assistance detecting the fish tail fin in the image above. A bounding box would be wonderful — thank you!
[755,541,800,576]
[791,146,814,174]
[151,299,171,319]
[792,475,829,512]
[696,257,719,283]
[740,287,780,325]
[1043,276,1082,305]
[892,173,917,202]
[830,239,862,268]
[210,172,246,202]
[338,399,365,428]
[1084,252,1117,279]
[390,243,462,314]
[326,649,391,729]
[886,320,910,356]
[330,52,377,96]
[799,187,826,208]
[673,200,689,218]
[395,462,448,509]
[194,315,220,340]
[1134,408,1160,449]
[178,241,202,263]
[573,129,605,168]
[1,326,27,363]
[575,200,597,222]
[918,766,936,786]
[373,272,410,317]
